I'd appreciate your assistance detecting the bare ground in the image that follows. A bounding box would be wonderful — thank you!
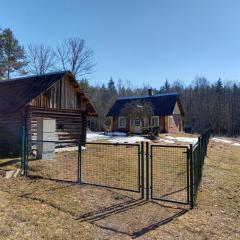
[0,139,239,240]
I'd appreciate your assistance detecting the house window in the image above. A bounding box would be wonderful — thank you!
[134,119,141,126]
[118,117,126,128]
[151,116,159,127]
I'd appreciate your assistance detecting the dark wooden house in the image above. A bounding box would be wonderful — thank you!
[0,71,97,156]
[106,91,184,134]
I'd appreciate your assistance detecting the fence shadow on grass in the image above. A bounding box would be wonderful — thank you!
[77,198,188,239]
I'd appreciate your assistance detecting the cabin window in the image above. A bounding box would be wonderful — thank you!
[134,119,141,126]
[118,117,126,128]
[151,116,159,127]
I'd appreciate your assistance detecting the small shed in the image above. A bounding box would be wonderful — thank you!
[0,71,97,157]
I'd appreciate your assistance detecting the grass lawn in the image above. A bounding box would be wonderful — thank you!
[0,138,239,239]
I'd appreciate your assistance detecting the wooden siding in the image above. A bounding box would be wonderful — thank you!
[30,75,86,111]
[0,112,23,156]
[28,107,86,143]
[168,114,183,133]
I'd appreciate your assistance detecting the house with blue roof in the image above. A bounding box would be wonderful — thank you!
[106,89,184,134]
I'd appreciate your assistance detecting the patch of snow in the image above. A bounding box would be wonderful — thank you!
[105,132,127,136]
[55,146,86,153]
[55,146,78,153]
[232,143,240,147]
[159,139,175,144]
[87,132,110,142]
[109,136,150,144]
[212,138,232,144]
[165,136,198,144]
[163,139,175,144]
[175,137,198,144]
[165,136,175,140]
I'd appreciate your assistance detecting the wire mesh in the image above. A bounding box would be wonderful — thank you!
[192,128,211,204]
[0,138,22,173]
[151,145,189,204]
[81,143,141,192]
[27,140,80,182]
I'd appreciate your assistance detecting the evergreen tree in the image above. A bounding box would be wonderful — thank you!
[108,77,117,94]
[0,28,27,79]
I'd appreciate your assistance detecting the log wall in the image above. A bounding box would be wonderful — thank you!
[0,112,23,157]
[28,107,87,143]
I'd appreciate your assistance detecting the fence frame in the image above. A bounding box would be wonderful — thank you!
[149,144,190,205]
[79,141,145,196]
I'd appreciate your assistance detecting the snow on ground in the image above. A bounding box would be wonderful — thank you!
[55,146,86,153]
[105,132,127,136]
[212,138,232,144]
[109,136,150,144]
[165,136,198,144]
[87,132,240,146]
[86,132,110,142]
[232,143,240,147]
[160,139,175,144]
[87,132,199,144]
[212,137,240,147]
[87,132,149,144]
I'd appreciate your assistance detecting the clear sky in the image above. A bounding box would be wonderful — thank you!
[1,0,240,87]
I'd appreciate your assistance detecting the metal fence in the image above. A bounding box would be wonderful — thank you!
[80,142,143,195]
[26,140,81,182]
[20,129,211,208]
[190,128,211,206]
[149,144,189,205]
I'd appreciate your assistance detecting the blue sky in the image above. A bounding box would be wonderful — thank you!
[1,0,240,87]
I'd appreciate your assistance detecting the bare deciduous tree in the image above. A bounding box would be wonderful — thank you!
[56,38,95,78]
[121,100,154,119]
[27,44,56,75]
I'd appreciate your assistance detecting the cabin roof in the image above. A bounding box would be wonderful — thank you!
[106,92,184,117]
[0,71,97,116]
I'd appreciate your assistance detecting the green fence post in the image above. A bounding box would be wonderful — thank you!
[146,142,150,200]
[189,144,194,208]
[21,124,26,173]
[141,142,145,199]
[78,142,82,184]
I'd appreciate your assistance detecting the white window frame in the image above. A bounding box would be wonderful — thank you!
[134,119,141,126]
[118,116,126,128]
[151,116,159,127]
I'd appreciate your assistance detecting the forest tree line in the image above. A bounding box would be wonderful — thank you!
[1,27,240,136]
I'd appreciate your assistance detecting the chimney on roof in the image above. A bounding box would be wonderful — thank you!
[148,88,153,96]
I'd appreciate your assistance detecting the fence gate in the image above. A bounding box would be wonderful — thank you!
[149,144,190,205]
[80,142,144,196]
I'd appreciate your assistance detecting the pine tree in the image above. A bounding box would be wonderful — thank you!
[108,77,117,94]
[0,28,27,79]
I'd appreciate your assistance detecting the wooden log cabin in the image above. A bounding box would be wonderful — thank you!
[0,71,97,156]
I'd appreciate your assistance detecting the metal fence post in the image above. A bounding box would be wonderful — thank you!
[24,135,28,177]
[141,142,144,199]
[21,124,25,171]
[189,144,194,209]
[78,142,82,184]
[146,142,150,200]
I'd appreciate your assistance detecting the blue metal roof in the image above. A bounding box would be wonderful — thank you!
[106,92,182,117]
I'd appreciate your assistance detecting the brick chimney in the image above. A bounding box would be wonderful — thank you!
[148,88,153,96]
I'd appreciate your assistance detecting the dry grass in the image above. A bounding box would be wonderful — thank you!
[0,138,239,239]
